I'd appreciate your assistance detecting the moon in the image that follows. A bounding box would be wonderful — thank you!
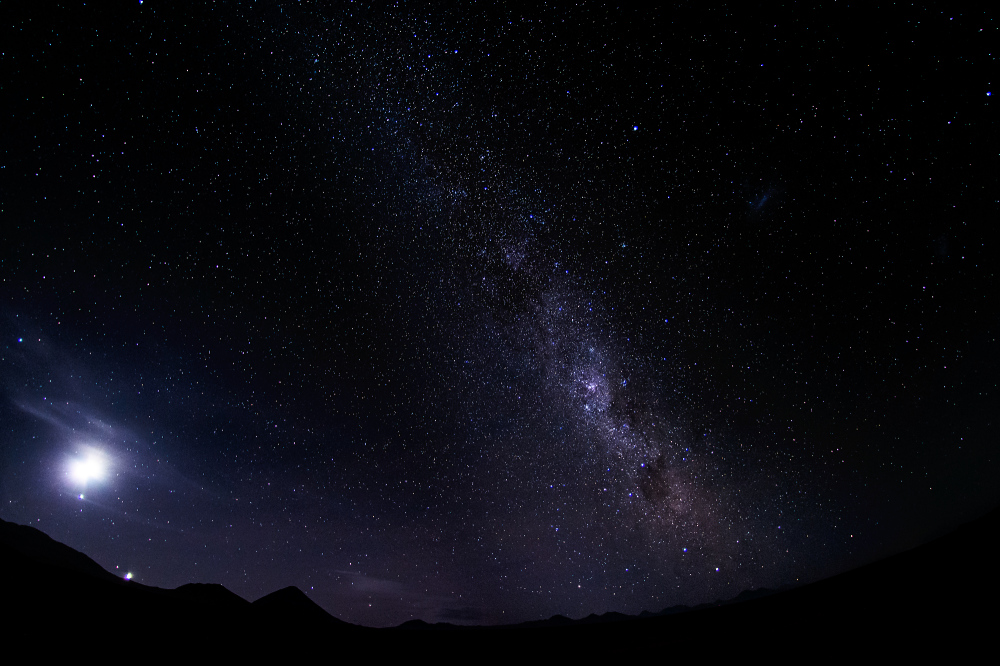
[67,448,108,487]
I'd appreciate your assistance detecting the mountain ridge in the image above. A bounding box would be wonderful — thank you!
[2,504,998,654]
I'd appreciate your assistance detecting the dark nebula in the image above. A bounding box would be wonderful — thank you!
[2,2,995,627]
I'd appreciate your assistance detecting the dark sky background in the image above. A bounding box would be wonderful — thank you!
[2,1,996,627]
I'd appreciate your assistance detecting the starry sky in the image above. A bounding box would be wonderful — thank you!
[2,2,996,627]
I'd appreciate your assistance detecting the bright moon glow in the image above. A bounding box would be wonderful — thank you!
[68,450,108,485]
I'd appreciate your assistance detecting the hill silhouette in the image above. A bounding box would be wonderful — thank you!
[2,506,998,657]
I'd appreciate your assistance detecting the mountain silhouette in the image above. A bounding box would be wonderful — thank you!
[2,505,998,656]
[0,518,121,583]
[252,585,351,631]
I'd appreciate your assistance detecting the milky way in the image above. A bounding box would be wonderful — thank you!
[2,2,996,627]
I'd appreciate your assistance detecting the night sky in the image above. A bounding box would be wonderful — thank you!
[2,2,996,627]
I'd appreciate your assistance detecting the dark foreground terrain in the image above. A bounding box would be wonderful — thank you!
[3,508,998,658]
